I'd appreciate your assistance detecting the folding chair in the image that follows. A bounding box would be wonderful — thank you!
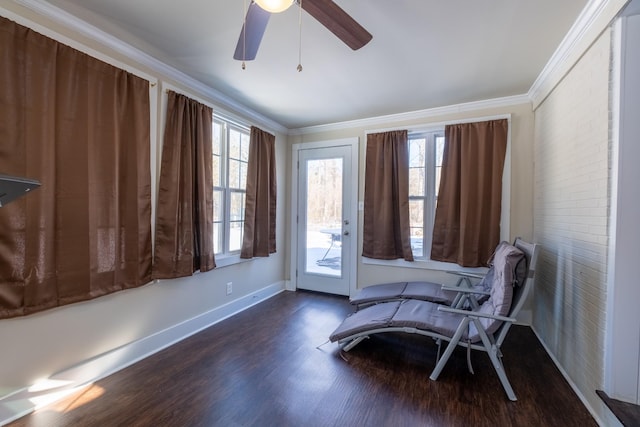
[330,238,540,401]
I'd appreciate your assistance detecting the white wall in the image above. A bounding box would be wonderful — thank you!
[532,26,613,423]
[531,1,640,423]
[0,2,288,422]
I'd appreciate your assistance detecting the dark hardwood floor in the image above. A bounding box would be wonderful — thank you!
[8,290,596,427]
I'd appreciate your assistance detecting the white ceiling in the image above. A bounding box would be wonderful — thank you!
[42,0,588,130]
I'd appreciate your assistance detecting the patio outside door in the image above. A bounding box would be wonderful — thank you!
[296,145,352,296]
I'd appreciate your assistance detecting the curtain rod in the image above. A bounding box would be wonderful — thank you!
[161,88,250,131]
[365,113,512,136]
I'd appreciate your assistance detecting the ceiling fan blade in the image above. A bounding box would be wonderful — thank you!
[300,0,372,50]
[233,2,271,61]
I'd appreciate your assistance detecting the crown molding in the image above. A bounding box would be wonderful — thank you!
[528,0,628,109]
[8,0,625,135]
[9,0,288,134]
[289,94,530,136]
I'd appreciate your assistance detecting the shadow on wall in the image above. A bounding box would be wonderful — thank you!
[536,239,606,381]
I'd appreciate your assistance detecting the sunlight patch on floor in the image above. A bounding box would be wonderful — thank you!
[28,380,104,413]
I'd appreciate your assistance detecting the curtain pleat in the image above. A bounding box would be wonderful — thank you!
[0,16,152,318]
[362,130,414,261]
[241,126,277,258]
[430,119,508,267]
[153,91,215,278]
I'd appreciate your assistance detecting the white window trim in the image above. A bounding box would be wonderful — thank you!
[407,130,443,261]
[213,116,250,258]
[214,253,251,268]
[362,113,511,274]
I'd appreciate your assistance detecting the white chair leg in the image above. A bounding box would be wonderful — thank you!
[341,335,367,352]
[430,317,470,380]
[473,318,517,401]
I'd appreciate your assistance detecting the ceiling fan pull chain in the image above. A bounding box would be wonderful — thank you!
[297,0,303,72]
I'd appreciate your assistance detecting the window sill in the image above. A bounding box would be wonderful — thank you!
[361,256,488,275]
[214,253,251,268]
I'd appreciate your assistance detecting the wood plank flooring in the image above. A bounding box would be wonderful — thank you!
[8,290,596,427]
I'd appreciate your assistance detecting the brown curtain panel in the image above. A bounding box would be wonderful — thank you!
[431,119,508,267]
[153,92,215,278]
[241,126,277,258]
[0,17,152,319]
[362,130,414,261]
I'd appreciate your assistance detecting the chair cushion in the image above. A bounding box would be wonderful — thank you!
[330,299,465,343]
[350,281,456,306]
[329,301,400,342]
[468,242,524,341]
[391,299,462,338]
[349,282,408,305]
[402,281,457,304]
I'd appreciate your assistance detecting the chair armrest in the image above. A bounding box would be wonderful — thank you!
[440,285,490,295]
[437,305,516,323]
[446,270,485,280]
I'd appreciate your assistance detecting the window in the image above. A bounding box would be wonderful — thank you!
[212,117,250,256]
[408,131,445,259]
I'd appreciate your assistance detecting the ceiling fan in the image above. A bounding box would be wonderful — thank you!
[233,0,373,61]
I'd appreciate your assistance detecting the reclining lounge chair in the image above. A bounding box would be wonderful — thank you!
[350,239,528,310]
[329,239,540,401]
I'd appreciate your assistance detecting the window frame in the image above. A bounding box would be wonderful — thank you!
[361,116,510,274]
[408,130,444,261]
[212,115,250,265]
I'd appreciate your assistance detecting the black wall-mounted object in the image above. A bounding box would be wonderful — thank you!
[0,174,41,207]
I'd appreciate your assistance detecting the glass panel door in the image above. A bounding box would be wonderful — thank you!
[297,146,351,295]
[305,157,343,277]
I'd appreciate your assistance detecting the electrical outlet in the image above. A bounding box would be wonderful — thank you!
[226,282,233,295]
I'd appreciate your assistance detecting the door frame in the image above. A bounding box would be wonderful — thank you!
[289,137,359,297]
[606,12,640,404]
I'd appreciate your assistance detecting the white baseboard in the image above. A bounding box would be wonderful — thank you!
[285,279,295,291]
[530,326,607,426]
[0,281,286,426]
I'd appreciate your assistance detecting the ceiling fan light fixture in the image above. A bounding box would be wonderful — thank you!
[254,0,294,13]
